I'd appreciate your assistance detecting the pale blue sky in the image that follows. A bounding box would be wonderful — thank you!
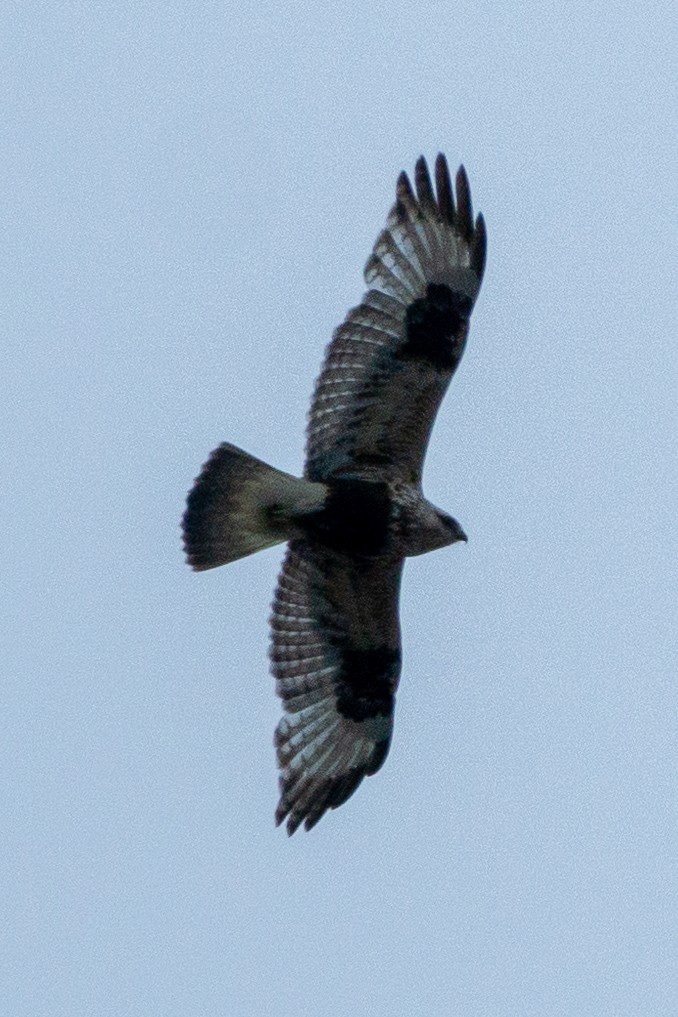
[3,3,677,1015]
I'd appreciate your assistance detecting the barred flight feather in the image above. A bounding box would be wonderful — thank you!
[305,154,485,484]
[270,540,402,834]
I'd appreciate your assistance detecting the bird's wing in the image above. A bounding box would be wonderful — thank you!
[270,539,404,834]
[305,154,486,484]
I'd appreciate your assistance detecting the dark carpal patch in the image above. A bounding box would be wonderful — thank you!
[296,478,392,556]
[335,645,401,722]
[400,283,472,371]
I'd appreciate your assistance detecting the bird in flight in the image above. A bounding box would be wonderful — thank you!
[183,154,486,834]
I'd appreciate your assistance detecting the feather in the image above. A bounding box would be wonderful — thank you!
[270,541,402,834]
[305,155,486,484]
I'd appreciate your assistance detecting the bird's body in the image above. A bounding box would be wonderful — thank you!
[183,154,486,833]
[289,476,465,560]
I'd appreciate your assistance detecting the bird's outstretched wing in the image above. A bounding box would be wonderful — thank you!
[270,540,404,834]
[305,154,486,484]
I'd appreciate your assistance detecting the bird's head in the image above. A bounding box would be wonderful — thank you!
[435,510,468,547]
[403,501,467,556]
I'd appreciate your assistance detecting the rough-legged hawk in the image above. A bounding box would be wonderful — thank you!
[183,154,486,833]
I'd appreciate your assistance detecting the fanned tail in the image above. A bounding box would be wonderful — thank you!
[182,443,326,570]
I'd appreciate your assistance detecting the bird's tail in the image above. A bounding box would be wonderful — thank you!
[182,443,326,570]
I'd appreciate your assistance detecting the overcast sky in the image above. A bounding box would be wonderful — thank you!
[3,3,677,1015]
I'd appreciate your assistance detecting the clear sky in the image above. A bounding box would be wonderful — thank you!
[3,3,677,1015]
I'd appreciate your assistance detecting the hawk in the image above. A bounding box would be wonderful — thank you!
[183,154,486,833]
